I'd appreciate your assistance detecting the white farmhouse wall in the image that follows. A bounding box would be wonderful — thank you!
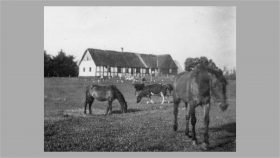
[79,51,96,77]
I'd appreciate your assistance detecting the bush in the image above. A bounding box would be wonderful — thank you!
[44,50,78,77]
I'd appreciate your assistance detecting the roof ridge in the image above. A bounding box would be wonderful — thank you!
[136,54,148,68]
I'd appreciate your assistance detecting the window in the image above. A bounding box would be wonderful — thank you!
[89,67,91,72]
[146,68,149,74]
[83,67,85,72]
[117,67,121,73]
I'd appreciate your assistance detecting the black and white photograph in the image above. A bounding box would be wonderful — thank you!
[44,6,236,152]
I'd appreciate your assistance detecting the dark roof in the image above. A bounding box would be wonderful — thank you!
[79,48,178,69]
[139,54,157,68]
[82,49,144,68]
[158,54,178,69]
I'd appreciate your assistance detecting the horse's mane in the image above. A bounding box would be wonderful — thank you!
[193,64,227,85]
[110,85,126,102]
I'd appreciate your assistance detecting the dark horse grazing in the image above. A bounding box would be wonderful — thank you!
[133,83,145,96]
[136,83,168,104]
[84,84,128,115]
[173,65,228,150]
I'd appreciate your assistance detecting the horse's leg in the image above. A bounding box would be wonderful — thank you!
[89,98,94,115]
[149,94,154,104]
[160,92,165,104]
[173,98,180,131]
[190,104,197,146]
[84,100,88,114]
[184,102,191,138]
[201,103,210,150]
[108,100,113,115]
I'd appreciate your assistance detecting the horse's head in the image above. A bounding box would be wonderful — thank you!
[136,94,142,103]
[121,101,128,113]
[210,72,228,111]
[110,85,128,113]
[136,90,145,103]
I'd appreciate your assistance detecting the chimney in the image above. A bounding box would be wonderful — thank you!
[156,55,158,67]
[121,47,123,53]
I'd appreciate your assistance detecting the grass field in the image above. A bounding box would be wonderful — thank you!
[44,77,236,152]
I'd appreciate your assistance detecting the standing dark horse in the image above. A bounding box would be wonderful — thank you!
[172,65,228,150]
[136,83,168,104]
[84,84,128,115]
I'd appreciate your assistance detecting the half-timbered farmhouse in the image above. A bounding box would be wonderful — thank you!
[78,48,178,77]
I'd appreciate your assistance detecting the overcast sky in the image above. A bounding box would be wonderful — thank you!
[44,6,236,70]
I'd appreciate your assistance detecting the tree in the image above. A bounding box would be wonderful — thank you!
[44,50,54,77]
[184,56,236,80]
[44,50,79,77]
[185,56,219,71]
[184,57,198,71]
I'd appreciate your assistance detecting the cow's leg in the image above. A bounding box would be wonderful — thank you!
[160,92,165,104]
[149,93,154,104]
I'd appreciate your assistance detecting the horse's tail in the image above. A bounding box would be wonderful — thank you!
[110,85,128,113]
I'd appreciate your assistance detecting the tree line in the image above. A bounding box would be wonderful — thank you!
[184,56,236,80]
[44,50,235,80]
[44,50,79,77]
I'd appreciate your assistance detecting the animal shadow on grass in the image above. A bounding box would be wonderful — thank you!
[209,122,236,135]
[111,108,142,114]
[207,122,236,151]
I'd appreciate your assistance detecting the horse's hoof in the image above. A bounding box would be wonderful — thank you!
[185,131,191,138]
[200,142,209,151]
[192,140,198,146]
[173,125,178,131]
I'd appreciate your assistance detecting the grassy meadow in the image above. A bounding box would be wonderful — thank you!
[44,77,236,151]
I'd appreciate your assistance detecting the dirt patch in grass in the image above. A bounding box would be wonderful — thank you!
[63,108,105,117]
